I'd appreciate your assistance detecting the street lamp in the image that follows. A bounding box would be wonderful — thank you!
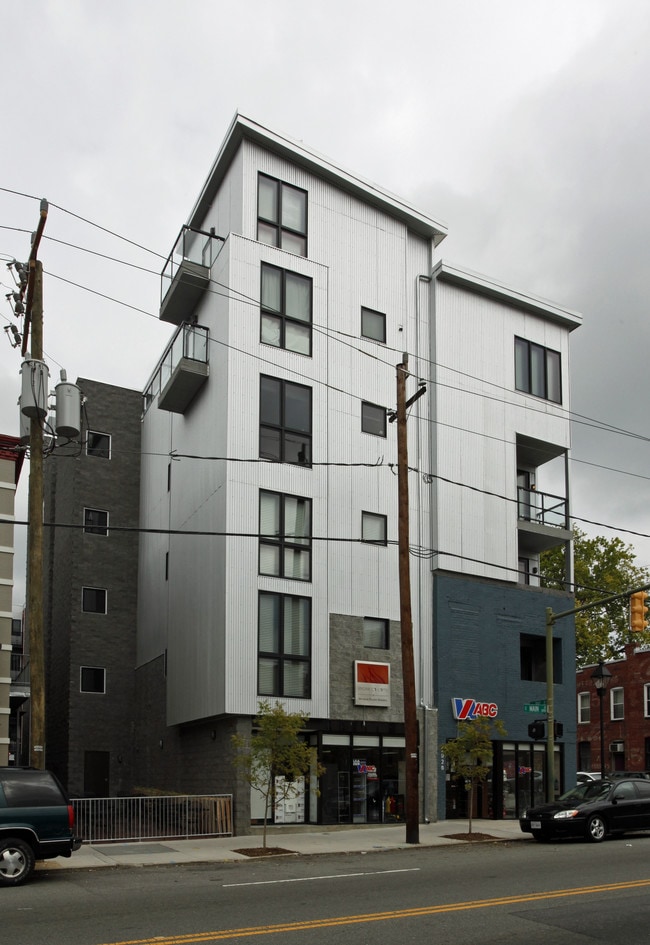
[591,661,612,779]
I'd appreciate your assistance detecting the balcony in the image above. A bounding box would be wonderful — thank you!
[160,225,224,325]
[144,323,209,415]
[517,486,571,555]
[10,656,30,703]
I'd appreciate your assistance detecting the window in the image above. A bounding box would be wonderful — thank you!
[83,508,108,536]
[361,307,386,343]
[578,691,591,723]
[82,587,107,614]
[259,490,311,580]
[80,666,106,694]
[258,592,310,698]
[86,431,111,459]
[260,264,312,355]
[644,682,650,717]
[364,617,389,649]
[362,511,387,545]
[259,375,312,465]
[514,337,561,403]
[257,173,307,256]
[611,687,624,720]
[361,402,387,437]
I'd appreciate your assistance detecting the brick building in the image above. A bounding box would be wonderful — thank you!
[576,644,650,775]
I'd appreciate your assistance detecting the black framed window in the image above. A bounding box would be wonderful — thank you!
[514,337,562,403]
[257,173,307,256]
[80,666,106,694]
[364,617,389,649]
[258,592,311,698]
[260,263,312,355]
[361,402,387,437]
[87,430,111,459]
[82,587,107,614]
[362,511,387,545]
[260,375,312,465]
[83,508,109,536]
[361,307,386,343]
[260,490,311,580]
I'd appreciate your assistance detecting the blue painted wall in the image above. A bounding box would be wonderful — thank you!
[433,572,576,820]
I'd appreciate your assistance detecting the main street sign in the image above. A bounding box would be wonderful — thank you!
[524,701,547,713]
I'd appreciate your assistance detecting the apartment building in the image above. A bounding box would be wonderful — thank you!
[129,115,580,828]
[43,380,141,796]
[577,644,650,775]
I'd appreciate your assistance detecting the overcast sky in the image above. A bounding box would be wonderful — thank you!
[2,0,650,610]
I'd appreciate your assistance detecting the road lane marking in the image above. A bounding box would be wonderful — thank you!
[223,867,420,887]
[96,876,650,944]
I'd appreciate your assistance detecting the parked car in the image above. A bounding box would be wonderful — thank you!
[576,771,599,783]
[607,771,650,780]
[520,777,650,843]
[0,767,82,886]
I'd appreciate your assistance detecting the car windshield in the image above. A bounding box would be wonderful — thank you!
[558,780,611,804]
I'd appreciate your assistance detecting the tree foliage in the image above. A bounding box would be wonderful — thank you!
[232,701,323,848]
[441,717,507,834]
[540,527,650,667]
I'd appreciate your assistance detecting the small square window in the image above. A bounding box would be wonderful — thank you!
[87,431,111,459]
[80,666,106,693]
[364,617,389,649]
[361,402,387,437]
[362,511,387,545]
[82,587,107,614]
[361,307,386,343]
[83,508,108,536]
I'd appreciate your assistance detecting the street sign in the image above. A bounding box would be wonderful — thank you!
[524,702,547,713]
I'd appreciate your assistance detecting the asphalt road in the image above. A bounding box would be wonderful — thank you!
[5,834,650,945]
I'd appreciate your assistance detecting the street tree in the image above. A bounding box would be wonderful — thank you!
[441,716,507,835]
[540,527,650,667]
[232,700,322,849]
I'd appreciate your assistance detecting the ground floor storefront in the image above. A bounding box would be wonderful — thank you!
[445,741,563,820]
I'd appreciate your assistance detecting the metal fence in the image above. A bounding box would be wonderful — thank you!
[72,794,233,843]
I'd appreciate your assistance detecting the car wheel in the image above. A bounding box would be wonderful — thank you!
[0,838,36,886]
[586,814,607,843]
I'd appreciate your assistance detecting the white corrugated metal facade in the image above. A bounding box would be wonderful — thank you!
[137,117,581,821]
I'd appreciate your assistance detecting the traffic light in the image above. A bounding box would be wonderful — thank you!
[554,721,564,738]
[630,591,649,634]
[528,720,545,741]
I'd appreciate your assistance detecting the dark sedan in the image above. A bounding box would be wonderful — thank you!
[520,777,650,843]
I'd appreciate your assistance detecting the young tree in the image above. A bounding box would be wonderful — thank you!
[441,717,507,835]
[541,527,650,667]
[232,701,322,849]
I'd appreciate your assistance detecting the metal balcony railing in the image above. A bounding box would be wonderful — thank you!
[517,486,568,529]
[143,323,209,415]
[160,225,224,324]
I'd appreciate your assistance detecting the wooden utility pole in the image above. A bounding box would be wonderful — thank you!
[395,354,425,844]
[27,261,45,768]
[22,200,48,769]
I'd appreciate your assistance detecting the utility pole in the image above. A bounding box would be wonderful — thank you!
[395,354,426,844]
[22,200,48,769]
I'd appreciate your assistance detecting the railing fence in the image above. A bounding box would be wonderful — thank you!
[72,794,233,843]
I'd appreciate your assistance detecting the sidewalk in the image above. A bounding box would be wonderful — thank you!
[39,819,528,874]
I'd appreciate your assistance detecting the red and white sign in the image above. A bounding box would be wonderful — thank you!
[354,661,391,707]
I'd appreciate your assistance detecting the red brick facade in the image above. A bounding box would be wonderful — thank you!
[576,644,650,774]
